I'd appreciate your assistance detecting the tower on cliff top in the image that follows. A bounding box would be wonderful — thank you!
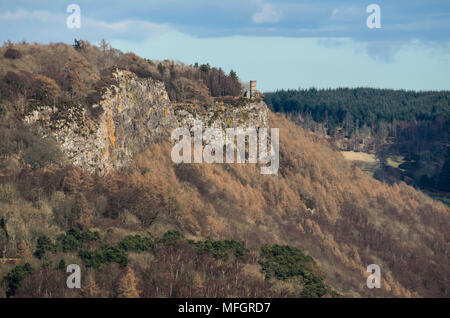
[250,80,257,98]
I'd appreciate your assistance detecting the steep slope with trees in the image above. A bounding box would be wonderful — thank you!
[0,41,449,298]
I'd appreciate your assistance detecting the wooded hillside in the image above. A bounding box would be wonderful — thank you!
[0,42,449,298]
[265,88,450,193]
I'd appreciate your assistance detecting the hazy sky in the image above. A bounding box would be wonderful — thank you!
[1,0,450,91]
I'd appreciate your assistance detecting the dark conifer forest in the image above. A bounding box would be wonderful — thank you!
[265,88,450,195]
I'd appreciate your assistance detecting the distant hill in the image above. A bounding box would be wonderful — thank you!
[265,88,450,124]
[265,88,450,194]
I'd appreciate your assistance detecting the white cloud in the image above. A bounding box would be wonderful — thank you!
[0,8,171,43]
[252,4,280,24]
[329,6,361,21]
[0,9,57,22]
[88,18,170,37]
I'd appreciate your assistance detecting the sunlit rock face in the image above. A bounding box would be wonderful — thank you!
[174,100,269,132]
[24,70,175,173]
[24,69,270,173]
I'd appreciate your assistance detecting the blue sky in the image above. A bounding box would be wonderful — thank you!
[1,0,450,91]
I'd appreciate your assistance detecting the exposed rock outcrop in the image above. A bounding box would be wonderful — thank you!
[24,70,175,173]
[23,70,269,173]
[174,100,269,131]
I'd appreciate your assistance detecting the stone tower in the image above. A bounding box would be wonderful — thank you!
[250,80,257,98]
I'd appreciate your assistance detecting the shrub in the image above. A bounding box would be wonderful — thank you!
[2,263,33,297]
[57,232,82,252]
[130,66,154,79]
[223,240,246,257]
[259,244,330,298]
[33,229,127,269]
[78,250,105,269]
[259,245,314,279]
[101,245,128,268]
[56,228,100,252]
[191,240,229,260]
[0,103,8,118]
[300,273,329,298]
[0,217,8,258]
[3,71,31,97]
[199,64,210,73]
[191,239,246,261]
[57,259,67,271]
[118,235,154,252]
[157,63,165,75]
[161,230,185,246]
[78,245,128,269]
[34,229,100,258]
[4,48,22,59]
[34,235,57,259]
[31,74,61,101]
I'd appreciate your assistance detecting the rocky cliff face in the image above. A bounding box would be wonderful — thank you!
[23,70,269,173]
[24,70,175,173]
[174,100,269,131]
